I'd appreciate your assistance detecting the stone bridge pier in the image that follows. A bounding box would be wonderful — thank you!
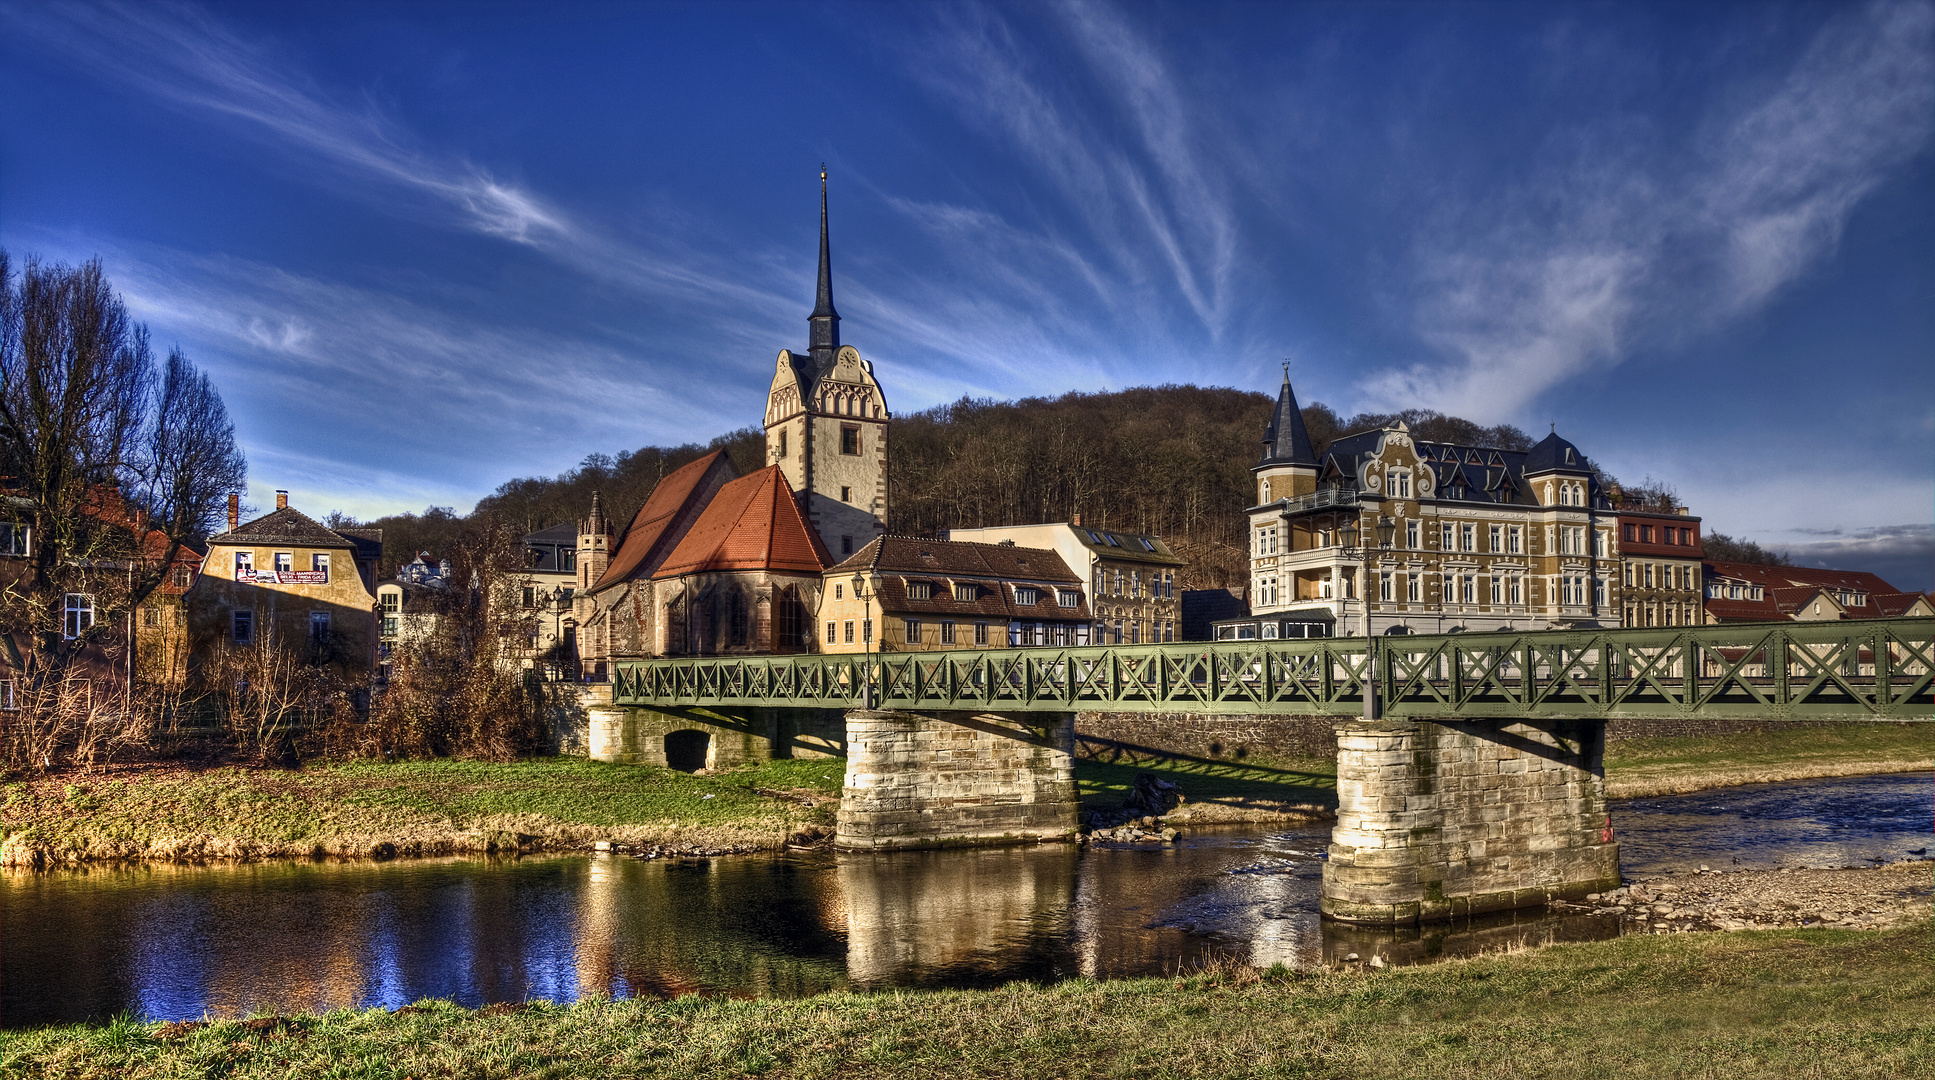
[836,709,1081,850]
[1322,718,1621,924]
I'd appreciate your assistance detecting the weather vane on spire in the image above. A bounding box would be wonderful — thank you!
[820,163,827,183]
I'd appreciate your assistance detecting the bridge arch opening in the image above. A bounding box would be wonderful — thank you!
[664,729,711,772]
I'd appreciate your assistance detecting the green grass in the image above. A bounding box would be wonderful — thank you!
[7,922,1932,1078]
[1,758,844,865]
[1074,750,1335,821]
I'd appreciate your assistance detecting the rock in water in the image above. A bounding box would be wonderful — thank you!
[1124,773,1185,818]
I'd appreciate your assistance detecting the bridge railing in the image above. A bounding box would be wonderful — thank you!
[612,617,1935,720]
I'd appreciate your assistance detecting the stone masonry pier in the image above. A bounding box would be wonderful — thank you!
[836,709,1080,850]
[1323,718,1621,924]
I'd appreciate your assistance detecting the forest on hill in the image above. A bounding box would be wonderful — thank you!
[352,384,1704,587]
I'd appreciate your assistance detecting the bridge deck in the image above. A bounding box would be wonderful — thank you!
[613,617,1935,721]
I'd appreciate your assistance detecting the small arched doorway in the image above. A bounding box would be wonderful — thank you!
[664,729,711,772]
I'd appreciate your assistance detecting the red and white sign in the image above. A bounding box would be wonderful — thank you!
[233,570,328,585]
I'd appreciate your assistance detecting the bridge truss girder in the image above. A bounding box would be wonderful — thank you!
[612,617,1935,721]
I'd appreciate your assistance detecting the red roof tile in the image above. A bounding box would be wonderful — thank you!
[651,466,829,578]
[592,452,736,591]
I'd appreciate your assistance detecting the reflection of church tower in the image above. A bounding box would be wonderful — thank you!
[763,170,890,559]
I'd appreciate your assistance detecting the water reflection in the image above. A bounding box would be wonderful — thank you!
[8,770,1925,1026]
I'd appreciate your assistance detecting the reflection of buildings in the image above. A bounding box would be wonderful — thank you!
[838,847,1078,986]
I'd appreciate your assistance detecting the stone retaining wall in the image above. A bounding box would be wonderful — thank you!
[588,705,846,769]
[1074,711,1338,762]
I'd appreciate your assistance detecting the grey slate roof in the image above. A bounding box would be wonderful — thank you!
[209,506,358,549]
[1257,373,1318,468]
[1312,428,1601,509]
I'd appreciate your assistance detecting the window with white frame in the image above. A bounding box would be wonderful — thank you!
[1490,576,1502,604]
[1406,574,1420,602]
[1594,578,1607,606]
[0,521,28,556]
[1460,575,1474,604]
[1130,571,1141,598]
[1489,525,1502,553]
[1390,470,1412,498]
[274,552,293,574]
[1460,523,1474,551]
[904,619,921,643]
[1320,575,1333,598]
[1014,587,1040,606]
[235,550,253,576]
[1510,576,1523,605]
[312,553,330,578]
[1441,524,1454,550]
[1594,531,1608,558]
[1508,525,1522,554]
[1380,572,1393,601]
[1058,590,1079,608]
[62,594,94,639]
[1405,520,1420,548]
[1261,479,1271,502]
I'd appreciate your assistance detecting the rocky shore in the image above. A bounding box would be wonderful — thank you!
[1551,860,1934,933]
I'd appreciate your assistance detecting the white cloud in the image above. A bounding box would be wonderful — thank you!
[1370,0,1935,422]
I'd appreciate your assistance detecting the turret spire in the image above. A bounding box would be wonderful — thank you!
[808,165,841,368]
[1258,365,1318,468]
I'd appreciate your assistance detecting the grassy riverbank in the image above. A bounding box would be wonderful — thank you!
[0,758,842,866]
[2,722,1926,867]
[1604,722,1934,797]
[7,922,1932,1079]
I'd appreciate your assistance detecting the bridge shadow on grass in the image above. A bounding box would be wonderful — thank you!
[1073,736,1337,821]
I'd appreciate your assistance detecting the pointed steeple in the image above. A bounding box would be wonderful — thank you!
[1258,365,1318,468]
[808,166,841,371]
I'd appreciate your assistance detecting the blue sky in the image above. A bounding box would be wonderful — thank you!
[3,1,1931,589]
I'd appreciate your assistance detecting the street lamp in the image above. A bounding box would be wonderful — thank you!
[852,570,884,709]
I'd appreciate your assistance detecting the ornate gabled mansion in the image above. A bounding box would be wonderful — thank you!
[1233,371,1620,639]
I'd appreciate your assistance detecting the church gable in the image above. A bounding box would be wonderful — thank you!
[653,466,830,579]
[591,451,738,592]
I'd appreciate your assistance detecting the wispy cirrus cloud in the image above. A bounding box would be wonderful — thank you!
[1367,0,1935,422]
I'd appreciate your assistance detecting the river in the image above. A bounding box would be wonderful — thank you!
[4,770,1929,1026]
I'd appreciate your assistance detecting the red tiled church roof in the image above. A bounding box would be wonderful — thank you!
[652,466,830,578]
[593,452,734,591]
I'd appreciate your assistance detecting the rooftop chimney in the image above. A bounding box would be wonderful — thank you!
[276,490,289,510]
[1072,513,1083,527]
[228,493,239,532]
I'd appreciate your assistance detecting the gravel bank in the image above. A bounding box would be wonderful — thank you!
[1551,860,1934,932]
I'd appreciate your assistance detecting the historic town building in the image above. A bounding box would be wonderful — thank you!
[762,170,889,560]
[819,536,1090,654]
[1234,371,1619,638]
[570,177,884,671]
[946,519,1185,643]
[188,490,383,675]
[1700,562,1934,623]
[1612,500,1704,627]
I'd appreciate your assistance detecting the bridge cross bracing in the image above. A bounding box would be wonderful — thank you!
[614,617,1935,722]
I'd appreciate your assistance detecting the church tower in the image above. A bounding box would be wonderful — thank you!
[763,170,889,559]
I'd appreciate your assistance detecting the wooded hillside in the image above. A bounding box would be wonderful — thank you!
[353,386,1543,587]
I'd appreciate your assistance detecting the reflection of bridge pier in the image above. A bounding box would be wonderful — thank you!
[838,847,1077,986]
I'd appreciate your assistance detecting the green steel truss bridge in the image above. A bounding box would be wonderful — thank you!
[613,617,1935,721]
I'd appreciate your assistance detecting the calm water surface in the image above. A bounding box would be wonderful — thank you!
[5,770,1929,1026]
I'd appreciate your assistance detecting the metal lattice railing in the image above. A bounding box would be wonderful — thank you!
[612,617,1935,721]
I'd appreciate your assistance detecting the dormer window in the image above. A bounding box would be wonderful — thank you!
[1014,587,1040,606]
[955,583,977,602]
[906,581,932,601]
[1058,590,1079,608]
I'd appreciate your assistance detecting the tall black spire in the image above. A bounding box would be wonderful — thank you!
[1259,363,1318,468]
[808,166,840,369]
